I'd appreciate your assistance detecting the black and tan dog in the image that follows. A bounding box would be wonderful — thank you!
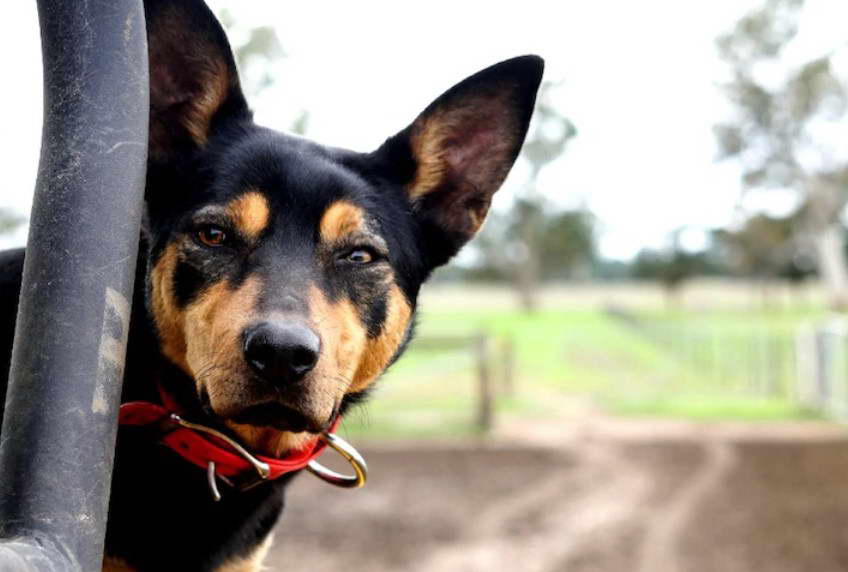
[0,0,542,570]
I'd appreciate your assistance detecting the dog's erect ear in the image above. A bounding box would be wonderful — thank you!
[144,0,250,159]
[376,56,543,268]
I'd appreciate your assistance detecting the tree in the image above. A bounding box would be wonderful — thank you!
[512,82,577,310]
[535,208,595,280]
[0,209,24,237]
[219,10,284,98]
[631,228,719,308]
[457,204,595,283]
[715,0,848,309]
[219,10,310,135]
[713,213,797,278]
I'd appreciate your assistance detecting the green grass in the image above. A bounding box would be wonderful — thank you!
[609,394,822,421]
[341,303,828,439]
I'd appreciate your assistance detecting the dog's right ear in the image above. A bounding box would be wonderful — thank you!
[144,0,250,160]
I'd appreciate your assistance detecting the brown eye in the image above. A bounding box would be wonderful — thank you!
[197,226,228,247]
[345,249,373,264]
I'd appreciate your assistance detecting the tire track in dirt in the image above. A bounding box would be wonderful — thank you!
[409,436,652,572]
[274,414,848,572]
[637,438,737,572]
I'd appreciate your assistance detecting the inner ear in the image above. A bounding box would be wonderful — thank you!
[145,0,250,159]
[377,56,544,267]
[410,88,524,206]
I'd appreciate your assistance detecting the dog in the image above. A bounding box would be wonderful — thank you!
[0,0,542,569]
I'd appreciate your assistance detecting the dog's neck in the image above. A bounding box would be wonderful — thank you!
[106,422,292,569]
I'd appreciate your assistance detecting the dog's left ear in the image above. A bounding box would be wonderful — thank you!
[376,56,543,268]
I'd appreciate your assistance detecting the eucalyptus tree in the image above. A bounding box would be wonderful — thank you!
[715,0,848,309]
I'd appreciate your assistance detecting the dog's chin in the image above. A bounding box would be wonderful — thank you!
[230,402,321,433]
[220,402,329,458]
[223,421,314,458]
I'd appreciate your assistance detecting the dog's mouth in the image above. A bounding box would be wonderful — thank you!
[228,402,328,434]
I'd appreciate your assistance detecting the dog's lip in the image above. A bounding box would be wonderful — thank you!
[228,402,327,433]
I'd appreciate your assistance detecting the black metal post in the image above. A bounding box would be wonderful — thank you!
[0,0,148,570]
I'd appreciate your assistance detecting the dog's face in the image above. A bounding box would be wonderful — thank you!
[142,0,542,455]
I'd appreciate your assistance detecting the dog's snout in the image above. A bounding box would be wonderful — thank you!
[243,322,320,385]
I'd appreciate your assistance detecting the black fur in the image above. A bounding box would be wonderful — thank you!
[0,1,542,569]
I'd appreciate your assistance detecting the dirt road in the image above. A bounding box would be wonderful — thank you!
[268,418,848,572]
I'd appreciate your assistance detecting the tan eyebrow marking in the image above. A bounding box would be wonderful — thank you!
[226,191,270,240]
[319,200,366,243]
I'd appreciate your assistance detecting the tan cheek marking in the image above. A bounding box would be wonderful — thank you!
[313,286,367,383]
[227,191,270,241]
[215,535,273,572]
[350,285,412,392]
[183,276,261,399]
[309,284,367,390]
[319,200,366,243]
[103,557,136,572]
[150,243,190,373]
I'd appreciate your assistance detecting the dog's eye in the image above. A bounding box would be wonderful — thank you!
[196,226,228,247]
[343,248,374,265]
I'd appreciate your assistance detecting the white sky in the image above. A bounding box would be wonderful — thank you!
[1,1,846,258]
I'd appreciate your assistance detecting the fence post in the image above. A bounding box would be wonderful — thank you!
[475,333,493,433]
[823,317,848,420]
[0,0,148,569]
[815,329,832,414]
[501,336,516,397]
[711,325,722,388]
[757,329,775,397]
[793,325,815,406]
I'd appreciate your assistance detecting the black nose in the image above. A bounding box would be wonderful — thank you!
[243,322,320,385]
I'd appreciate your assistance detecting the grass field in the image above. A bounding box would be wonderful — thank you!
[339,285,830,440]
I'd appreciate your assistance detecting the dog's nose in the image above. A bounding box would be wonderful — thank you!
[243,322,320,385]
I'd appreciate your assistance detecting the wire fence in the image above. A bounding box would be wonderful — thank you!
[608,308,797,396]
[364,309,848,435]
[421,333,519,432]
[343,332,517,438]
[608,307,848,421]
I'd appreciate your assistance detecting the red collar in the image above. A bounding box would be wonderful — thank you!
[119,401,340,496]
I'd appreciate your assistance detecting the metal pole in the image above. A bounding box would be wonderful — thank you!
[0,0,148,569]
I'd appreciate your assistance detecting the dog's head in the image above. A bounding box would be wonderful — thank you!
[142,0,542,454]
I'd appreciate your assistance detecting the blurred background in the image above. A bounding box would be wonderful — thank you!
[5,1,848,570]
